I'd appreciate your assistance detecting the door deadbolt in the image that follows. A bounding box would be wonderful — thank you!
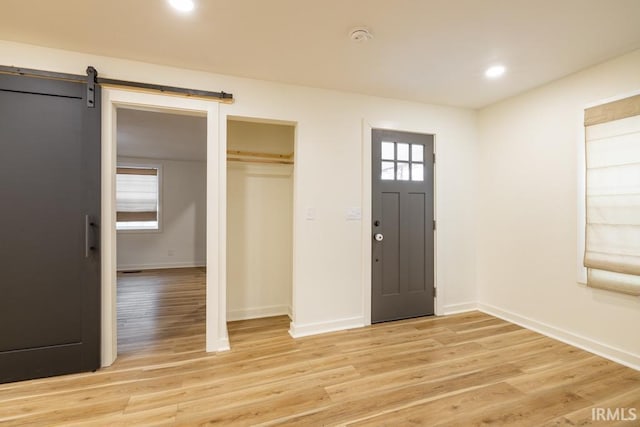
[374,233,384,242]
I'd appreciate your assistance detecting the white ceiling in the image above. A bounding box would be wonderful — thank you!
[1,0,640,108]
[117,108,206,161]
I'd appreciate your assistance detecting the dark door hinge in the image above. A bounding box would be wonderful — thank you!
[433,153,436,164]
[434,287,437,298]
[433,220,436,231]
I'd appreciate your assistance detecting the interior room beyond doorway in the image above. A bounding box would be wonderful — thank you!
[115,107,207,356]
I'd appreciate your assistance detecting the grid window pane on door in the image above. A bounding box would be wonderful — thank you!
[380,141,425,181]
[381,161,395,180]
[397,162,410,180]
[397,143,409,161]
[381,142,395,160]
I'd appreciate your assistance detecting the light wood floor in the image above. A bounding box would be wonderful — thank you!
[0,268,638,426]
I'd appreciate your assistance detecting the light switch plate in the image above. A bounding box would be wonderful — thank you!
[346,207,362,221]
[306,207,316,220]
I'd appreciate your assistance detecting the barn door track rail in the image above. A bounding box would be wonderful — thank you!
[0,65,233,106]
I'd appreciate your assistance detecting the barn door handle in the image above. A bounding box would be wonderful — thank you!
[374,233,384,242]
[85,215,97,257]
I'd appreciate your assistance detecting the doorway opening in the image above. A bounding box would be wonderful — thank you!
[225,118,295,343]
[115,107,207,357]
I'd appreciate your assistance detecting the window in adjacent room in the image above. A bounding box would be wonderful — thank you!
[584,93,640,296]
[116,166,160,231]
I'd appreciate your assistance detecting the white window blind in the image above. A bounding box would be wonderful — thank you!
[584,94,640,296]
[116,167,159,223]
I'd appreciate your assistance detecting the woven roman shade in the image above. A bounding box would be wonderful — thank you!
[584,94,640,296]
[116,167,159,222]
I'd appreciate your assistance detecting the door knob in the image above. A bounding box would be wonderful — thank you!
[374,233,384,242]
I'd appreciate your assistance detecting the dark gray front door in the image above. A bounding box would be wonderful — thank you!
[372,129,434,323]
[0,72,101,383]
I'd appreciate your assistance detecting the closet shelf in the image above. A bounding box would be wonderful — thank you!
[227,150,294,165]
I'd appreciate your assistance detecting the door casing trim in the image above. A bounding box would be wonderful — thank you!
[101,88,225,367]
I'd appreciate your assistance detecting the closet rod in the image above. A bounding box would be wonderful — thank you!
[227,150,293,160]
[227,157,293,165]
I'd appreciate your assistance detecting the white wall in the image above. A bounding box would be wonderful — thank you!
[227,120,295,155]
[477,49,640,369]
[117,157,206,270]
[0,40,478,346]
[227,163,293,320]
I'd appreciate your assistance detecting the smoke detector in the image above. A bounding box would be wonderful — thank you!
[350,27,373,43]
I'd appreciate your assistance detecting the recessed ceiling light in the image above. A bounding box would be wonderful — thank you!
[168,0,194,13]
[485,65,506,79]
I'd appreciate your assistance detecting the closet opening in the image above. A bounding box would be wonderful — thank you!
[226,118,295,342]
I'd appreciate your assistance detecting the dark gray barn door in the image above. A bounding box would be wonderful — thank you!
[0,72,101,383]
[372,129,434,323]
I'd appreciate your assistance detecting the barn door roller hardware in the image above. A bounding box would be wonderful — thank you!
[0,65,234,105]
[86,66,233,102]
[86,66,97,108]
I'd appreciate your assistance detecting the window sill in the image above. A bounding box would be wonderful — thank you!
[117,228,161,234]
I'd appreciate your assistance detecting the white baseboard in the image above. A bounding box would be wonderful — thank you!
[443,301,478,315]
[478,302,640,371]
[207,336,230,352]
[117,261,205,271]
[227,305,290,321]
[217,337,230,352]
[289,316,365,338]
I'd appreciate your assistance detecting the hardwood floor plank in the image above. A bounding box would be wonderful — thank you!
[63,405,178,427]
[351,342,485,375]
[0,397,130,426]
[344,382,524,427]
[325,349,506,402]
[175,385,332,426]
[542,386,640,426]
[431,388,592,427]
[475,327,545,350]
[507,356,627,393]
[0,375,182,421]
[0,267,637,426]
[272,364,524,426]
[126,366,359,415]
[431,323,523,345]
[571,367,640,404]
